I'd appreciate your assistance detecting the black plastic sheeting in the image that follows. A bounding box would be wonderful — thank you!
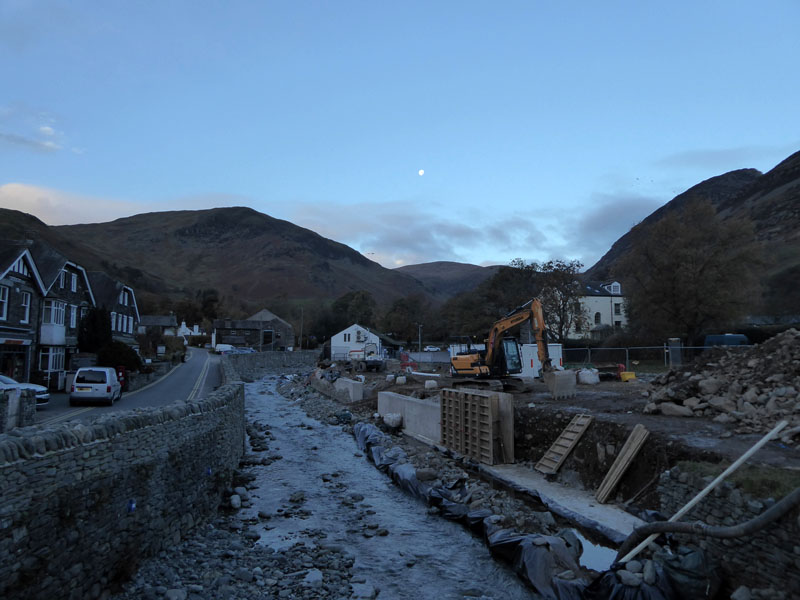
[352,422,694,600]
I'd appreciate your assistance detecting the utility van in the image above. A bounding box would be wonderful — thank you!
[69,367,122,406]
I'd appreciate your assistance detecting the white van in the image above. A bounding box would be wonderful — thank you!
[69,367,123,406]
[215,344,235,354]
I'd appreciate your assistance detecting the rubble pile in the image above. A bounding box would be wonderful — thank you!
[644,328,800,445]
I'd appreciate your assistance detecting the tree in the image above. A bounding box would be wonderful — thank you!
[78,307,112,353]
[332,291,377,328]
[536,259,588,343]
[613,199,763,344]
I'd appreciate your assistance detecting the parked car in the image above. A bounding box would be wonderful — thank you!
[423,346,441,352]
[234,347,256,354]
[69,367,122,406]
[0,374,50,408]
[215,343,235,354]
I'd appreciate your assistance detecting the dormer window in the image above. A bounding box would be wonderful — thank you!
[611,283,621,294]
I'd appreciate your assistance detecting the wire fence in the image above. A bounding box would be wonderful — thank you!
[563,345,753,372]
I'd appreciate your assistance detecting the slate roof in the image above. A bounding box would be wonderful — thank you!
[582,280,622,297]
[248,308,292,327]
[29,240,68,292]
[0,241,47,294]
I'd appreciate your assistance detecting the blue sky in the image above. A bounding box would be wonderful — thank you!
[1,1,798,270]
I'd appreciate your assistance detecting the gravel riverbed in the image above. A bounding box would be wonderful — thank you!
[111,369,554,600]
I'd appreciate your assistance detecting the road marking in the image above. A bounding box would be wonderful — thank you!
[186,353,211,402]
[39,406,95,426]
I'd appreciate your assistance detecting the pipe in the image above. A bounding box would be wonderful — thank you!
[615,485,800,562]
[618,419,789,563]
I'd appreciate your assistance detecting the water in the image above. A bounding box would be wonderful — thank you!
[241,379,533,599]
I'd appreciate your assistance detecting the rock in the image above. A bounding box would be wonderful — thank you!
[415,468,438,481]
[643,560,656,585]
[625,560,643,573]
[164,590,187,600]
[617,569,642,587]
[698,377,724,395]
[350,582,378,599]
[383,413,403,428]
[229,494,242,509]
[302,569,323,588]
[730,586,753,600]
[659,402,693,417]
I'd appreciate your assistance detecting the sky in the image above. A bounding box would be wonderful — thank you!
[1,1,798,271]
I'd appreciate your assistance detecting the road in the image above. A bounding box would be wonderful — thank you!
[35,348,222,428]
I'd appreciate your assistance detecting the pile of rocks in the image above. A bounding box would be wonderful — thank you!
[644,329,800,445]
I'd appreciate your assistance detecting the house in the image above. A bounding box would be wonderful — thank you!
[87,271,140,347]
[212,308,294,351]
[177,320,203,337]
[0,242,47,382]
[138,315,179,336]
[330,324,404,360]
[29,242,96,390]
[569,280,627,340]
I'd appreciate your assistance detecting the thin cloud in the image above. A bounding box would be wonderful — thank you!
[0,132,61,152]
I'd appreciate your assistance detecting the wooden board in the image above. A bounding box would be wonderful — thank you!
[595,424,649,503]
[535,414,593,474]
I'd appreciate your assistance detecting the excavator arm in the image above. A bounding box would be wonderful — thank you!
[484,299,551,374]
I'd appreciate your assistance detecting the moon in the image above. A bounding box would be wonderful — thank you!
[418,169,424,176]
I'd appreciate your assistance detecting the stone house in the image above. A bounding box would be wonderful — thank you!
[87,271,140,348]
[0,242,46,382]
[569,280,627,340]
[137,315,179,337]
[213,308,294,351]
[29,242,96,390]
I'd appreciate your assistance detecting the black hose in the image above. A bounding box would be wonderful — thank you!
[615,486,800,562]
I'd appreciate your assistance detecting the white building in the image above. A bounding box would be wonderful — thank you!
[331,324,383,361]
[569,281,627,340]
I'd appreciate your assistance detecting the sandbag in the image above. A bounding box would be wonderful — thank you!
[577,369,600,385]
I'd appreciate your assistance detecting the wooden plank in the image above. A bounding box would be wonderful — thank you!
[595,424,649,503]
[534,414,593,475]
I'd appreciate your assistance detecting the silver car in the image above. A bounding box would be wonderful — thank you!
[0,374,50,408]
[69,367,122,406]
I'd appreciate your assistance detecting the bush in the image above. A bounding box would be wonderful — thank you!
[97,341,142,371]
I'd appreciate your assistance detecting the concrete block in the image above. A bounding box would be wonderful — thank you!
[424,380,438,390]
[378,391,440,444]
[333,378,364,403]
[395,376,407,385]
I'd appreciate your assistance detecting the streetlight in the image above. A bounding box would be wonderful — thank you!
[417,323,423,353]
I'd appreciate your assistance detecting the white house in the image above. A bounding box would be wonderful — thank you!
[568,281,627,340]
[331,324,383,361]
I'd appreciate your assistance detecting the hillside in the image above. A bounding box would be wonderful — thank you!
[1,206,440,312]
[395,261,500,296]
[585,149,800,315]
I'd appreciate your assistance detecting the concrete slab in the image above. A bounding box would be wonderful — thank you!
[333,377,364,402]
[482,462,645,545]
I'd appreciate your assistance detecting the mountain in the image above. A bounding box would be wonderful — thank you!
[1,206,439,313]
[395,261,501,296]
[585,149,800,315]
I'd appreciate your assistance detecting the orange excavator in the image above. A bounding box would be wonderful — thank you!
[449,299,574,398]
[450,299,551,379]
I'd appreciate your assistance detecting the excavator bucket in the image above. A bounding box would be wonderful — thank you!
[544,370,577,399]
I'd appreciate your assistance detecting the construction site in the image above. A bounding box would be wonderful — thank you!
[299,324,800,599]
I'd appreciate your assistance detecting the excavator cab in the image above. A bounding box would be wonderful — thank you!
[496,338,523,376]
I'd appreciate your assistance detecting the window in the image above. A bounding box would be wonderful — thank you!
[80,306,88,322]
[120,290,129,306]
[70,305,77,328]
[611,283,621,294]
[128,316,134,334]
[59,271,66,288]
[21,292,31,324]
[614,303,621,315]
[615,321,622,328]
[71,273,77,292]
[0,286,8,320]
[111,312,117,331]
[39,347,65,372]
[594,312,602,325]
[117,314,124,332]
[344,333,351,342]
[43,300,66,325]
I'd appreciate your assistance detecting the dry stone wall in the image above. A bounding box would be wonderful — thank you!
[658,466,800,593]
[0,390,36,433]
[0,384,245,600]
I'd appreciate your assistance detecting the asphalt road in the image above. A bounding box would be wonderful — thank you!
[34,348,222,428]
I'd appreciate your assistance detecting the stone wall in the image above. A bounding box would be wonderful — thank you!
[0,383,245,600]
[223,350,318,382]
[0,389,36,433]
[657,466,800,593]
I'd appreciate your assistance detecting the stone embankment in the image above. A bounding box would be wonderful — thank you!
[644,329,800,445]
